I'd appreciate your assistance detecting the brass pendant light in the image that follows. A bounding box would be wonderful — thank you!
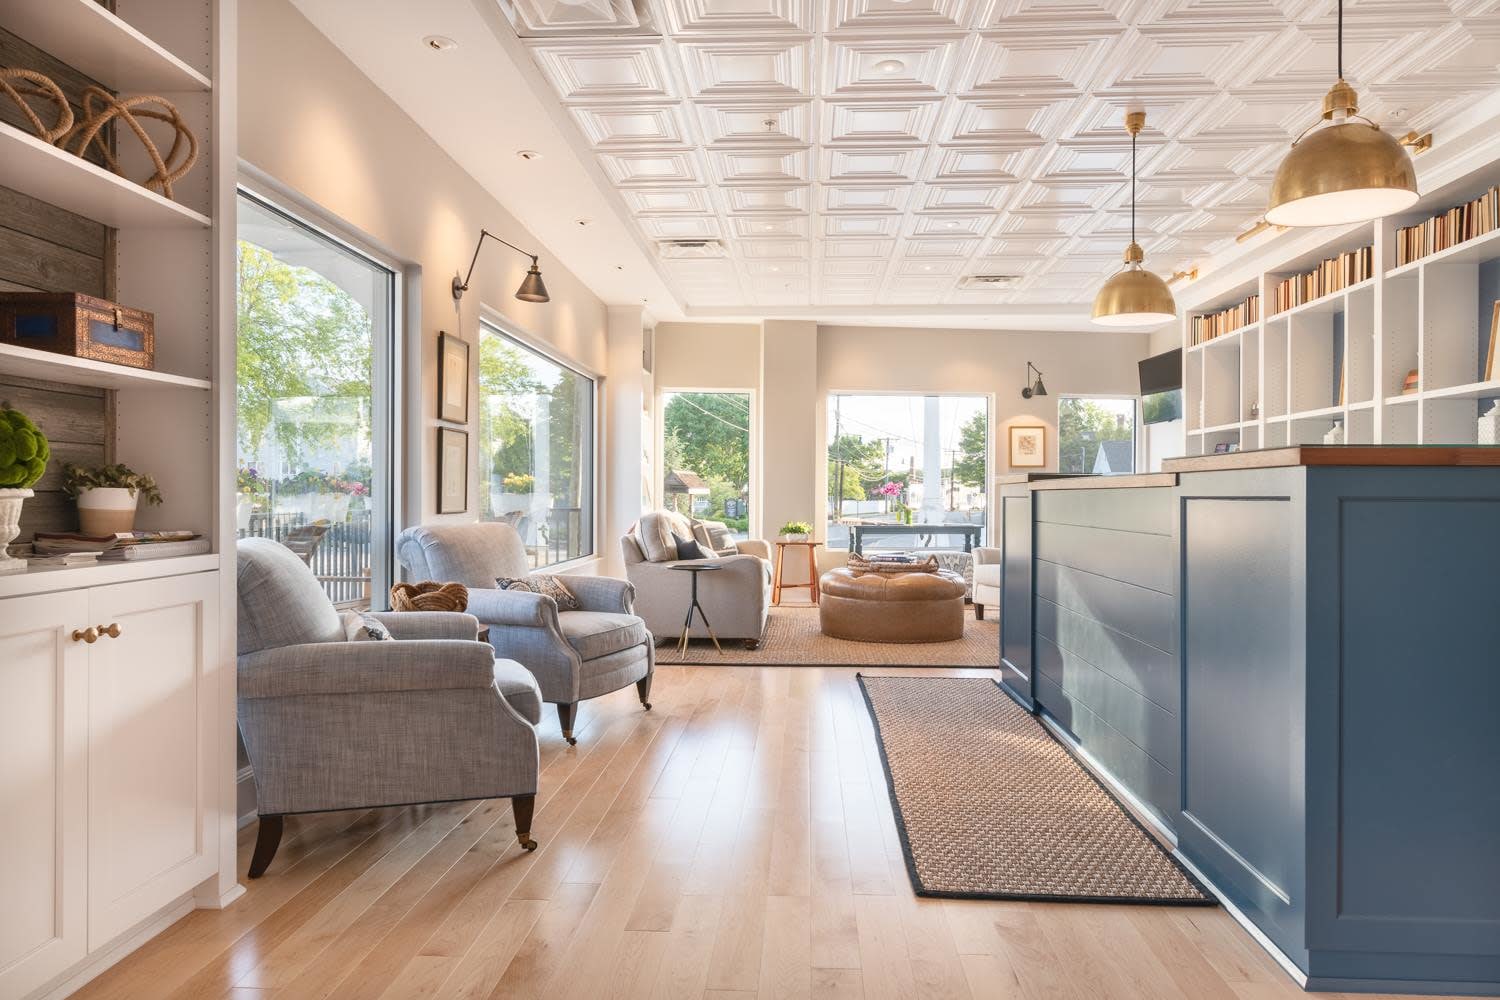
[1092,111,1176,328]
[1265,0,1417,226]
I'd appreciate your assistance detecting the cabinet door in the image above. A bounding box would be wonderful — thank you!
[87,572,219,947]
[0,591,89,998]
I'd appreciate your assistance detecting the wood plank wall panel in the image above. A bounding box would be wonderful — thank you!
[1032,486,1181,826]
[0,23,117,546]
[0,26,111,166]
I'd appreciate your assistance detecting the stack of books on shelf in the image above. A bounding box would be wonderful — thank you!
[1271,246,1373,313]
[1190,294,1260,345]
[1395,185,1500,266]
[32,530,208,563]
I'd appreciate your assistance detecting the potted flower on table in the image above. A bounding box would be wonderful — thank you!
[777,520,813,542]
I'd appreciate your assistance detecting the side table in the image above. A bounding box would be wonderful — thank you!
[772,540,824,606]
[669,562,723,658]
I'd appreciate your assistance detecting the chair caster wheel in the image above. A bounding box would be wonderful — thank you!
[565,735,578,747]
[642,701,653,711]
[518,834,538,851]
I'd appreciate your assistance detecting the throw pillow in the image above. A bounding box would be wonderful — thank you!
[341,610,394,641]
[673,532,707,560]
[635,511,679,562]
[497,574,581,611]
[698,519,737,552]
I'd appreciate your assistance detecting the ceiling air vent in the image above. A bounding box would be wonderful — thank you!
[658,239,727,259]
[959,274,1022,289]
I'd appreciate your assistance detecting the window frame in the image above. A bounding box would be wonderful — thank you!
[476,312,600,570]
[234,182,402,608]
[1055,393,1142,476]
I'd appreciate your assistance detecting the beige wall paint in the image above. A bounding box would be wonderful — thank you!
[238,0,612,547]
[653,323,761,390]
[1147,324,1180,358]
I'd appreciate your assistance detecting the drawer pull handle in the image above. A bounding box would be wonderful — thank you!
[72,627,98,644]
[97,623,122,639]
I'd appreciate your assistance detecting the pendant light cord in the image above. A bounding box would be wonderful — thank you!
[1130,127,1137,246]
[1337,0,1343,79]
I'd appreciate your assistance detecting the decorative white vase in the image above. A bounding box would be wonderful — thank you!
[779,532,809,543]
[0,488,33,574]
[76,487,139,536]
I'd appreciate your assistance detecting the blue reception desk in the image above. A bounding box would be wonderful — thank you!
[996,447,1500,996]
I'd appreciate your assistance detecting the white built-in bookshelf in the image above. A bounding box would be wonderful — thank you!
[1182,158,1500,457]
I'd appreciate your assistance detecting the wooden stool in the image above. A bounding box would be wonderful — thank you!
[772,540,824,606]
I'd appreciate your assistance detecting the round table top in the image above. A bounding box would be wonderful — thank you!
[669,562,723,572]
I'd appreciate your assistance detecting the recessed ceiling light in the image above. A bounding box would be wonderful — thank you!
[422,35,457,52]
[922,264,933,271]
[575,218,592,227]
[516,149,542,161]
[944,220,959,229]
[874,59,906,75]
[762,223,776,231]
[769,265,780,272]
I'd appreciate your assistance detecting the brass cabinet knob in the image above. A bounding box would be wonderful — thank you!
[72,627,98,644]
[97,623,121,639]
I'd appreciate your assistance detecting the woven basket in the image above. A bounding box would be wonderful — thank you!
[389,580,468,613]
[847,553,939,575]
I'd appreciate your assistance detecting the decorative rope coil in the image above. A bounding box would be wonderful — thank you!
[0,67,74,143]
[390,581,469,613]
[69,85,198,201]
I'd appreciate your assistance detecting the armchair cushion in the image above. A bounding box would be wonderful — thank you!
[236,537,345,654]
[559,611,651,662]
[493,658,543,724]
[238,639,499,699]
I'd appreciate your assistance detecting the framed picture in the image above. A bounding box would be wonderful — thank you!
[1486,301,1499,382]
[438,331,469,424]
[1008,424,1047,468]
[1214,442,1232,454]
[437,427,468,514]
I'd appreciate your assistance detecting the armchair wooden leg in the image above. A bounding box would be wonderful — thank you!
[248,814,283,879]
[513,794,537,852]
[975,604,985,621]
[557,702,578,746]
[637,676,653,711]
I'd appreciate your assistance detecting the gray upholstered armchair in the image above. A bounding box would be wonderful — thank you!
[235,538,542,879]
[395,522,654,745]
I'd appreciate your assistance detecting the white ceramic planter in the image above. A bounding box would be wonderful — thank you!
[0,488,32,573]
[778,532,809,543]
[76,487,139,536]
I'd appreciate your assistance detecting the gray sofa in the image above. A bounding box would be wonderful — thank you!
[396,522,654,745]
[622,511,771,648]
[236,538,542,878]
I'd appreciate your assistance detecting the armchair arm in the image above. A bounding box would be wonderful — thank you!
[735,538,771,560]
[973,546,1001,566]
[554,574,635,614]
[238,640,498,700]
[366,610,480,641]
[466,587,559,628]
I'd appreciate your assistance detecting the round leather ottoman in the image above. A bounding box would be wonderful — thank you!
[818,567,968,643]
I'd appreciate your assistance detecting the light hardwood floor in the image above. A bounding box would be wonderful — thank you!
[72,665,1432,1000]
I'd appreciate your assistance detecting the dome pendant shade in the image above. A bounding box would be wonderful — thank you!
[516,263,550,303]
[1265,118,1417,227]
[1091,263,1177,327]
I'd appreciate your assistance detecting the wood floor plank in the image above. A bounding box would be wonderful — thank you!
[71,667,1418,1000]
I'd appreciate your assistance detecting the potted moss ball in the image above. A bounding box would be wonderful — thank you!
[0,407,51,573]
[62,463,163,536]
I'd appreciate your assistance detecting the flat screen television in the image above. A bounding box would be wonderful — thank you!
[1139,348,1182,424]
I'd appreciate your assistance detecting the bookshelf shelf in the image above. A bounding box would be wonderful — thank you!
[1291,404,1344,420]
[1386,393,1420,406]
[0,122,211,230]
[1421,379,1500,401]
[0,344,211,392]
[1389,226,1500,276]
[0,0,211,92]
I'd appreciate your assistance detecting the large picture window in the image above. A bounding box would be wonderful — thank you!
[478,324,595,568]
[1058,396,1138,474]
[235,191,396,608]
[826,393,988,552]
[661,391,752,539]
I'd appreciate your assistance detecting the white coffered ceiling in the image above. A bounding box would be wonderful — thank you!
[499,0,1500,319]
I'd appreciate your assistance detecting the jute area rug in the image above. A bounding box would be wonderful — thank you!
[858,675,1215,905]
[662,604,998,667]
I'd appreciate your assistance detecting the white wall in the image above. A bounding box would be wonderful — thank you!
[238,0,614,552]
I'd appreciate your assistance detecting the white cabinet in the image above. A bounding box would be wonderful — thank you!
[0,571,219,996]
[0,592,90,1000]
[86,573,219,946]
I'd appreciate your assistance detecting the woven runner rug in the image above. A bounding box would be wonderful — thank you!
[858,675,1215,905]
[663,604,998,667]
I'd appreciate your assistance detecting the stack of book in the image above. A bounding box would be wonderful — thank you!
[32,530,207,563]
[1271,246,1373,314]
[1395,186,1500,266]
[1190,294,1260,345]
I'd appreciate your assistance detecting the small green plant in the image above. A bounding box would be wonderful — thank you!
[778,520,813,536]
[0,408,50,489]
[62,463,163,505]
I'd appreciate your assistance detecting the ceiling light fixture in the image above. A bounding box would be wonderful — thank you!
[422,35,457,52]
[453,229,550,304]
[1092,111,1175,328]
[1265,0,1418,226]
[874,59,906,75]
[1021,362,1047,400]
[516,149,542,161]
